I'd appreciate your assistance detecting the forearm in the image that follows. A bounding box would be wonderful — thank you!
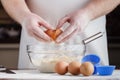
[81,0,120,20]
[1,0,31,24]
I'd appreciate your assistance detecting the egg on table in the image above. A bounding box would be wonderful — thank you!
[68,61,81,75]
[80,62,94,76]
[55,61,69,75]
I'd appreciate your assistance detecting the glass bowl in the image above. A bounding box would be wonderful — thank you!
[27,32,103,73]
[27,43,85,73]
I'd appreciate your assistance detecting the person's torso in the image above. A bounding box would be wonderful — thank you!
[26,0,89,27]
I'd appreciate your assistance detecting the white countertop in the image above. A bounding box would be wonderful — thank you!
[0,70,120,80]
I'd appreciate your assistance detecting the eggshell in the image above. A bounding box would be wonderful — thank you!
[45,29,62,40]
[68,61,81,75]
[55,61,69,75]
[80,62,94,76]
[45,29,54,39]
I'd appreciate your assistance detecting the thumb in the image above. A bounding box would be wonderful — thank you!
[39,20,54,30]
[57,16,69,29]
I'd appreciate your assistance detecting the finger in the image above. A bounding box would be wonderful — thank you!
[57,16,69,29]
[57,28,78,43]
[33,31,52,42]
[39,20,54,30]
[32,33,47,42]
[56,24,77,42]
[27,31,47,42]
[32,26,52,41]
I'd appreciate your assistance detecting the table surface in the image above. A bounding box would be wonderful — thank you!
[0,70,120,80]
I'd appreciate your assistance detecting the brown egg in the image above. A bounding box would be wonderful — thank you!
[55,61,69,75]
[45,29,54,39]
[80,62,94,76]
[45,29,63,41]
[68,61,81,75]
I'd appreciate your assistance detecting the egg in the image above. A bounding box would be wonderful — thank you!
[45,29,63,40]
[55,61,69,75]
[68,61,81,75]
[80,62,94,76]
[45,29,54,39]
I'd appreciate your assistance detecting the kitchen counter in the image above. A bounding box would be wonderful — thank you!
[0,70,120,80]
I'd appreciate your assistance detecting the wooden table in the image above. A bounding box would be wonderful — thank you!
[0,70,120,80]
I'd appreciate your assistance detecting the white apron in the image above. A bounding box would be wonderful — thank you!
[18,0,109,69]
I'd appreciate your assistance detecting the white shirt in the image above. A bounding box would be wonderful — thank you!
[18,0,109,69]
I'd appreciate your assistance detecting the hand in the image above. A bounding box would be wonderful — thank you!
[56,10,91,43]
[21,13,53,42]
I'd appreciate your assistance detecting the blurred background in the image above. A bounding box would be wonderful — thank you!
[0,2,120,69]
